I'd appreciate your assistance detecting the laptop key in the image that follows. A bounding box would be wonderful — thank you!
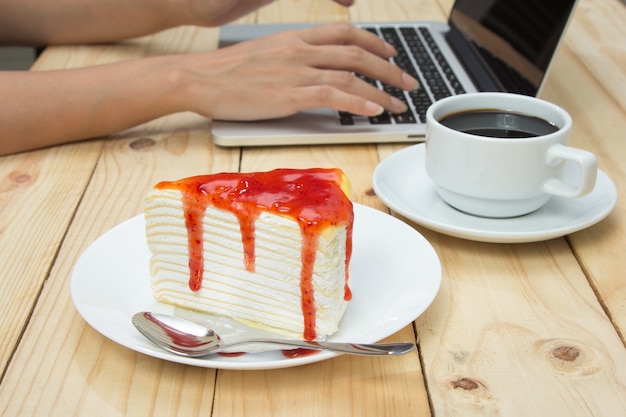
[418,28,464,95]
[393,111,417,124]
[409,88,432,122]
[339,112,355,125]
[369,111,392,124]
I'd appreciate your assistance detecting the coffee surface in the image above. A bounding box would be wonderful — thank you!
[440,109,558,138]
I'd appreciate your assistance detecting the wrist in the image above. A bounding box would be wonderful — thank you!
[154,55,206,116]
[163,51,225,119]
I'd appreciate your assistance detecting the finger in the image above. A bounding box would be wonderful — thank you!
[295,71,408,115]
[295,84,389,116]
[318,70,409,113]
[305,44,419,93]
[299,22,397,59]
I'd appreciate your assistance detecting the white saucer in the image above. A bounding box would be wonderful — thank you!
[372,144,617,243]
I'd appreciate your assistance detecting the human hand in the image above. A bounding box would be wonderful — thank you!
[181,0,355,27]
[176,23,418,121]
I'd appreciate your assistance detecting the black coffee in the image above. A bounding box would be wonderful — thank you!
[440,109,559,138]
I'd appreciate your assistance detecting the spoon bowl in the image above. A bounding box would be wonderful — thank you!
[132,312,415,357]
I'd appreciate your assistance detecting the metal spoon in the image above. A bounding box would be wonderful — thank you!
[132,312,415,357]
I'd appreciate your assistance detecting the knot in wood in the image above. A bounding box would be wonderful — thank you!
[11,172,32,184]
[129,137,156,150]
[451,377,480,390]
[8,171,33,186]
[538,339,599,375]
[551,345,580,362]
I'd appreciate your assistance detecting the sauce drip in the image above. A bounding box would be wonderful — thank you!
[155,168,354,341]
[218,349,321,359]
[217,351,246,357]
[281,348,321,358]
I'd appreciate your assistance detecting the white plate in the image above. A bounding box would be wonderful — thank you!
[373,144,617,243]
[71,203,441,370]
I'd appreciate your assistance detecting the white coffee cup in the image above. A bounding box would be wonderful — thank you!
[425,93,597,218]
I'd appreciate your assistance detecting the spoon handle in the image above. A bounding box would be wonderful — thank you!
[132,312,415,357]
[221,339,415,356]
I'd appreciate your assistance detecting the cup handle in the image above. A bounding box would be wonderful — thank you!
[543,144,597,198]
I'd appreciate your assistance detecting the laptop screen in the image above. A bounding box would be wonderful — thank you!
[447,0,577,95]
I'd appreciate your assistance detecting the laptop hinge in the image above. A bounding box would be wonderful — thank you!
[445,23,503,93]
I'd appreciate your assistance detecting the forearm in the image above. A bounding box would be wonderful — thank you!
[0,0,189,46]
[0,22,416,155]
[0,56,192,155]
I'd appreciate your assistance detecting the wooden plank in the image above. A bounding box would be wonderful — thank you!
[0,141,102,373]
[416,236,626,417]
[549,0,626,338]
[377,153,626,416]
[0,26,241,416]
[350,0,449,21]
[0,110,239,415]
[258,0,351,22]
[563,0,626,110]
[375,1,626,416]
[213,327,427,417]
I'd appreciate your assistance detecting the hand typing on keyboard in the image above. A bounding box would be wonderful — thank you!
[195,22,419,121]
[0,1,419,155]
[340,26,466,126]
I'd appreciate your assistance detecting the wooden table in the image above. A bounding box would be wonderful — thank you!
[1,0,625,415]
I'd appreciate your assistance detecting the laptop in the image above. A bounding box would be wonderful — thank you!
[211,0,579,147]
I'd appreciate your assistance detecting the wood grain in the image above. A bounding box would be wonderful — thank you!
[0,28,235,416]
[1,1,625,416]
[0,109,239,415]
[0,140,103,372]
[213,328,427,417]
[554,0,626,339]
[415,236,626,416]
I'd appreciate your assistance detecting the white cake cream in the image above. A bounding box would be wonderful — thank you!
[144,168,354,341]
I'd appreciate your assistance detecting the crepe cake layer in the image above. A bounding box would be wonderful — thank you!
[144,168,354,341]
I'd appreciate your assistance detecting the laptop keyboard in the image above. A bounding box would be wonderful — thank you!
[339,26,466,126]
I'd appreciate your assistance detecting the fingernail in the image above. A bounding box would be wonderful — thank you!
[402,72,419,90]
[391,97,408,113]
[385,42,397,57]
[365,101,385,115]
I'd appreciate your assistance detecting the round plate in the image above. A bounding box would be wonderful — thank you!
[71,203,441,370]
[372,144,617,243]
